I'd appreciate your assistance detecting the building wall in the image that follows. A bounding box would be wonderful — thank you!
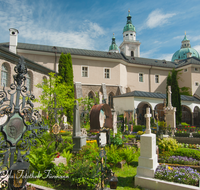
[0,58,48,112]
[191,66,200,95]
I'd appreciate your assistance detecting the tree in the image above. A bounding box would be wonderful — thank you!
[58,53,74,124]
[166,69,182,124]
[35,73,74,132]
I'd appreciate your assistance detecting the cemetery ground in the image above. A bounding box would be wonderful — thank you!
[26,123,200,190]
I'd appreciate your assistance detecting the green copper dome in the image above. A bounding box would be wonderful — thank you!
[109,35,119,51]
[123,11,136,33]
[171,34,200,62]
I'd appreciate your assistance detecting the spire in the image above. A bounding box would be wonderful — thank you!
[181,32,191,48]
[109,33,119,53]
[182,31,189,42]
[127,10,132,24]
[123,10,136,33]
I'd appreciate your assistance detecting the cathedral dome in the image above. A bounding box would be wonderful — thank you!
[172,34,200,62]
[123,11,136,33]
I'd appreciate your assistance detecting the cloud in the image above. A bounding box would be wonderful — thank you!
[144,9,176,29]
[156,53,173,61]
[193,45,200,54]
[173,35,183,40]
[140,48,158,58]
[0,0,106,50]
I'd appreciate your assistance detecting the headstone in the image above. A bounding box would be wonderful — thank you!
[135,107,159,185]
[72,100,87,151]
[99,91,103,104]
[144,107,151,134]
[112,109,117,137]
[134,113,137,125]
[63,115,68,129]
[101,83,107,100]
[164,86,176,136]
[53,156,67,166]
[74,82,83,99]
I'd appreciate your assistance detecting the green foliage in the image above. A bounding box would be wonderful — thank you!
[105,144,123,165]
[28,140,56,177]
[181,122,190,126]
[58,53,74,124]
[158,121,166,131]
[78,93,99,126]
[180,86,191,96]
[77,142,99,162]
[61,150,73,165]
[67,158,100,189]
[133,125,144,132]
[158,138,178,153]
[35,73,74,130]
[110,129,123,146]
[119,147,137,165]
[172,148,200,160]
[175,132,190,137]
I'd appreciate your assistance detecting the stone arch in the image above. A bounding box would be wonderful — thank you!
[88,91,95,99]
[126,87,131,93]
[154,103,165,121]
[108,92,114,108]
[181,105,192,125]
[1,62,11,87]
[136,102,152,125]
[193,106,200,126]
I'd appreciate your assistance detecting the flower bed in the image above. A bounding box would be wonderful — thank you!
[160,156,199,165]
[155,164,200,186]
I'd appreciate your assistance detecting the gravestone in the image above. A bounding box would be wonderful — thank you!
[72,100,87,151]
[53,156,67,166]
[74,82,83,99]
[164,86,176,136]
[135,107,159,185]
[112,108,117,137]
[134,113,137,125]
[101,83,107,100]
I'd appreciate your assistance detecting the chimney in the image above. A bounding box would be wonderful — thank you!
[9,28,19,54]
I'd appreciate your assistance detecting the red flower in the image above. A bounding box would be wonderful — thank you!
[56,152,60,158]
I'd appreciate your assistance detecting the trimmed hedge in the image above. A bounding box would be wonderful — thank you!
[192,133,200,138]
[172,148,200,160]
[175,132,190,137]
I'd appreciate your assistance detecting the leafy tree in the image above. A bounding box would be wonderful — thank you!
[166,69,182,124]
[35,73,74,132]
[78,93,99,128]
[58,52,74,124]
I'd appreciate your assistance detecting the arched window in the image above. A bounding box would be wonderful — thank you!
[26,72,31,91]
[88,91,95,99]
[131,51,134,57]
[108,92,114,108]
[1,64,8,87]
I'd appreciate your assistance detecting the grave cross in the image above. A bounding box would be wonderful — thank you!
[144,107,152,134]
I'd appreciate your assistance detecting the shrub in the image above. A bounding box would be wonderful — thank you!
[133,125,143,132]
[181,122,190,126]
[119,147,137,164]
[110,130,123,146]
[193,133,200,138]
[172,148,200,160]
[175,132,190,137]
[158,138,178,153]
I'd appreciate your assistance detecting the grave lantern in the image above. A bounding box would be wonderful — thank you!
[9,158,29,189]
[109,173,118,189]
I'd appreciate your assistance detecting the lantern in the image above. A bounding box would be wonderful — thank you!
[109,173,118,189]
[9,158,29,190]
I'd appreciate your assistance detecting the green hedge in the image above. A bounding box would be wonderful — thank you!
[175,133,190,137]
[192,133,200,138]
[172,148,200,160]
[133,125,145,132]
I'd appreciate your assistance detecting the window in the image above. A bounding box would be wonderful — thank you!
[155,75,159,83]
[1,64,8,87]
[130,34,133,36]
[139,73,143,82]
[131,51,134,57]
[184,68,188,72]
[194,68,199,72]
[195,82,199,86]
[82,66,88,77]
[88,91,94,99]
[26,72,31,91]
[104,68,110,79]
[126,34,128,36]
[108,92,114,108]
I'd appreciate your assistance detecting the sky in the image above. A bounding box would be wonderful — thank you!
[0,0,200,61]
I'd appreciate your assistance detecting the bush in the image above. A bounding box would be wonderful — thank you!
[192,133,200,138]
[133,125,144,132]
[119,147,137,164]
[172,148,200,160]
[110,130,123,147]
[175,132,190,137]
[181,122,190,126]
[158,138,178,153]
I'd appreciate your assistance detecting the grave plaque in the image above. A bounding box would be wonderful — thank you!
[53,123,61,134]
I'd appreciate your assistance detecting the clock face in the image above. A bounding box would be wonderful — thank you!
[99,109,105,128]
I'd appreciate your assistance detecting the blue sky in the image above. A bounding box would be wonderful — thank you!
[0,0,200,61]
